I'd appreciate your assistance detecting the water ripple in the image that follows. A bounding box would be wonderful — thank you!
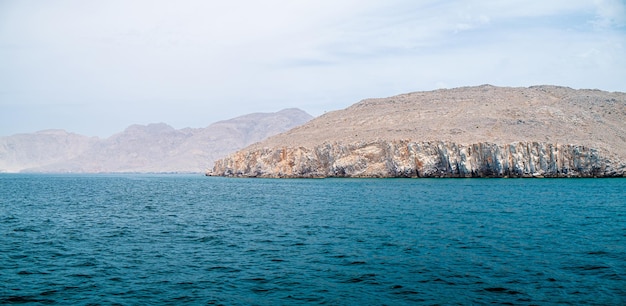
[1,175,625,305]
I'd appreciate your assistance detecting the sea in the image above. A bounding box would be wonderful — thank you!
[1,174,624,305]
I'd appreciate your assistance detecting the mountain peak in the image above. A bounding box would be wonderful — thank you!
[1,109,312,173]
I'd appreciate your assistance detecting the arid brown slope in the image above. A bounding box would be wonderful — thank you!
[212,85,626,177]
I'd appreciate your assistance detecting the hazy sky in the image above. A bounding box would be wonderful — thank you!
[1,0,625,137]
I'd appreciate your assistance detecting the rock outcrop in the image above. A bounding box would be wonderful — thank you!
[210,85,626,178]
[212,140,624,178]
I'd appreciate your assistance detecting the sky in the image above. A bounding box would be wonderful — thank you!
[1,0,625,137]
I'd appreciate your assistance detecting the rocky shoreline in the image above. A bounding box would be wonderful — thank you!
[209,85,626,178]
[209,140,625,178]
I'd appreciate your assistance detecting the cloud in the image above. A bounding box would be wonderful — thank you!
[0,0,625,136]
[592,0,626,28]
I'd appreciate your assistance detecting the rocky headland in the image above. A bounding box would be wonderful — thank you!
[210,85,626,178]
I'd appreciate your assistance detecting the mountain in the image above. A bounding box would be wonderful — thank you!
[0,108,312,173]
[210,85,626,178]
[0,130,98,173]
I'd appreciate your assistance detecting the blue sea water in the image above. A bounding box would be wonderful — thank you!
[1,174,625,305]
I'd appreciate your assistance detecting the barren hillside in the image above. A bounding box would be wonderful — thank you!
[212,85,626,178]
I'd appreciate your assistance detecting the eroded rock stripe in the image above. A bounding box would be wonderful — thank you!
[211,141,625,178]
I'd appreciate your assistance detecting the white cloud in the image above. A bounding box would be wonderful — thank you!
[0,0,625,136]
[592,0,626,28]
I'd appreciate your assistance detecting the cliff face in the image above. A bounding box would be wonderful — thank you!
[210,85,626,178]
[211,141,625,178]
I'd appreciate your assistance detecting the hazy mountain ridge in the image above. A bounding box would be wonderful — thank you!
[0,130,98,173]
[0,108,312,173]
[211,85,626,178]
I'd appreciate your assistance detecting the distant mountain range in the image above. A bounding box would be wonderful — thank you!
[0,108,312,173]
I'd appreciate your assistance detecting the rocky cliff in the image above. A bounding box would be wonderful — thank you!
[210,85,626,178]
[212,141,624,178]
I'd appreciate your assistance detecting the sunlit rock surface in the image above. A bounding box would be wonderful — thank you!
[211,85,626,178]
[212,141,623,178]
